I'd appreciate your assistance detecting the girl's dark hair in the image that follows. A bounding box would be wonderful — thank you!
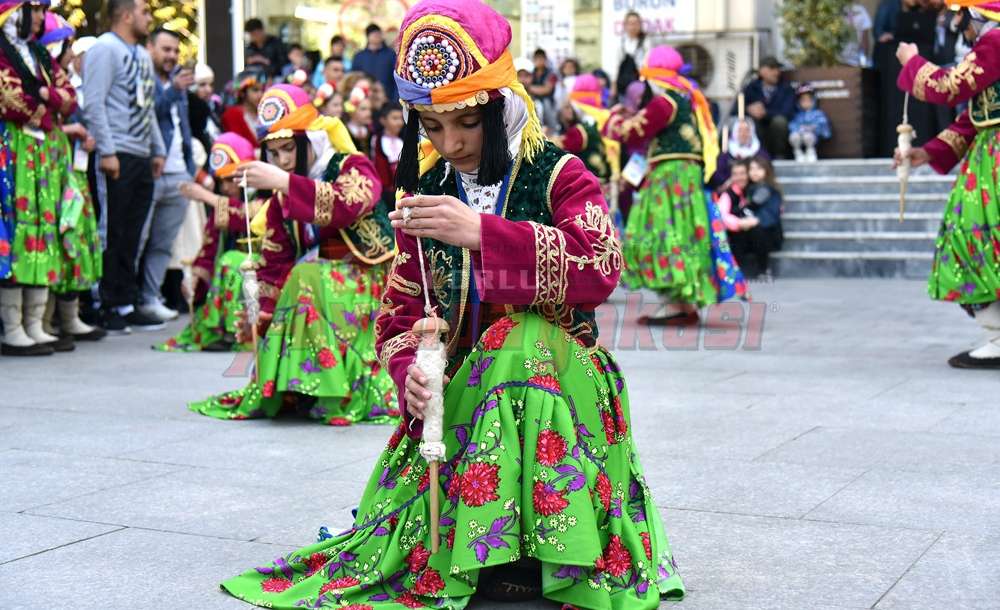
[749,155,781,192]
[638,80,654,109]
[395,96,510,193]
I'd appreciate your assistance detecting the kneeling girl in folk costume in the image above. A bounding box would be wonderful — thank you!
[604,45,736,325]
[895,1,1000,369]
[215,2,684,608]
[0,1,79,356]
[189,84,400,425]
[157,132,259,352]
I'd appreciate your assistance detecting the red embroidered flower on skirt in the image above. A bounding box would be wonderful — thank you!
[262,380,276,398]
[396,592,426,608]
[536,429,568,466]
[528,374,561,393]
[304,552,328,575]
[602,411,618,445]
[261,577,293,593]
[533,481,569,516]
[14,196,27,211]
[328,417,351,426]
[320,576,360,593]
[446,527,456,549]
[966,171,978,192]
[225,289,234,302]
[47,270,57,283]
[595,472,612,511]
[0,239,8,256]
[417,468,430,492]
[412,567,446,595]
[42,210,55,224]
[694,225,707,240]
[481,317,517,351]
[612,396,628,437]
[406,542,431,573]
[641,531,653,560]
[318,347,338,368]
[601,535,632,577]
[459,462,500,507]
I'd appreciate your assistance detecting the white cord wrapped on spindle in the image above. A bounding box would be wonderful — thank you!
[897,92,915,222]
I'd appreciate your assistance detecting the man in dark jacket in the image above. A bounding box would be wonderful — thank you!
[734,57,796,159]
[244,18,285,77]
[352,23,397,103]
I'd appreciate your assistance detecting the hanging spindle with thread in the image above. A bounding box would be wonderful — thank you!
[402,204,450,554]
[238,170,261,373]
[897,92,915,222]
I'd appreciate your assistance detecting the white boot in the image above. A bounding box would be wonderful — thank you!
[58,297,103,339]
[23,286,59,344]
[1,287,35,347]
[0,287,51,356]
[970,302,1000,359]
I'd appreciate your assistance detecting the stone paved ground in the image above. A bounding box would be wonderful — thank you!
[2,279,999,609]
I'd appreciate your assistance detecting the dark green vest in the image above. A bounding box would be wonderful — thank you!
[648,91,703,164]
[415,141,599,351]
[323,152,396,265]
[970,80,1000,129]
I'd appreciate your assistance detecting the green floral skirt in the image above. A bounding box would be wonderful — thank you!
[156,250,253,352]
[929,127,1000,305]
[7,127,67,286]
[218,313,684,609]
[623,159,717,306]
[189,259,398,426]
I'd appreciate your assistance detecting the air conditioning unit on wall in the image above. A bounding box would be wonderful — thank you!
[665,35,759,103]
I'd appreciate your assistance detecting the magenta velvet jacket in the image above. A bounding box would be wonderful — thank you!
[257,153,382,313]
[374,154,622,434]
[897,29,1000,174]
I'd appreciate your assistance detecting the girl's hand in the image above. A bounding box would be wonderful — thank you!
[739,217,760,230]
[896,42,919,66]
[892,146,930,169]
[239,161,291,193]
[403,363,451,420]
[389,194,482,250]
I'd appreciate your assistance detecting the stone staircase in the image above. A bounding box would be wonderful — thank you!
[771,159,954,278]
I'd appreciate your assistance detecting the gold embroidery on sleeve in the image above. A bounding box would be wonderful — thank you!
[924,53,984,102]
[937,128,969,160]
[561,201,623,278]
[314,181,335,226]
[386,251,422,297]
[377,331,419,369]
[262,228,283,253]
[530,222,569,306]
[336,167,374,207]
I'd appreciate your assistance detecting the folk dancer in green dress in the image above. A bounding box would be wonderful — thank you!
[0,2,80,356]
[896,1,1000,368]
[603,45,725,326]
[212,2,685,608]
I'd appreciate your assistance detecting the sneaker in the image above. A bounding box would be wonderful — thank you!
[124,310,166,331]
[139,301,179,322]
[102,311,132,335]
